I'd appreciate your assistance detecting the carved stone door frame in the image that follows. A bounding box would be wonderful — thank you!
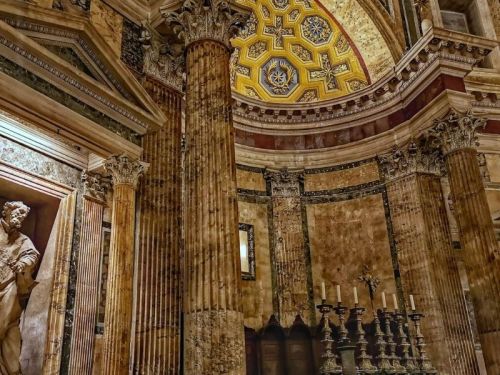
[0,159,77,374]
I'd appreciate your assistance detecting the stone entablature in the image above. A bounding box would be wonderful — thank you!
[232,28,497,129]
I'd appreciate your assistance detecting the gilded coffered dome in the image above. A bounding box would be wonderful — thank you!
[230,0,370,103]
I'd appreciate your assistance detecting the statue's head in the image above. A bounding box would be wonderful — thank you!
[2,201,30,230]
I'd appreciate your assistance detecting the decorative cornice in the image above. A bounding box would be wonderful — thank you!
[264,168,303,197]
[379,139,444,182]
[82,171,111,202]
[162,0,249,49]
[104,154,148,189]
[429,109,487,155]
[140,21,184,92]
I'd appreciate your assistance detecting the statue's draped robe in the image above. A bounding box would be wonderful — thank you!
[0,225,39,375]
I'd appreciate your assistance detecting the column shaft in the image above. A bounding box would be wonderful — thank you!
[101,155,145,375]
[386,172,479,374]
[446,148,500,373]
[183,39,245,374]
[68,190,106,374]
[134,78,183,374]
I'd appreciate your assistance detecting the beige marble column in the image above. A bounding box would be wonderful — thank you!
[133,28,184,374]
[163,2,248,374]
[264,169,311,326]
[101,155,146,375]
[381,141,479,374]
[69,172,110,374]
[430,109,500,375]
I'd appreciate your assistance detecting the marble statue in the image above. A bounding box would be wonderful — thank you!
[0,202,39,375]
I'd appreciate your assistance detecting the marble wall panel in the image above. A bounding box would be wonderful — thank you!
[306,193,397,320]
[237,168,267,192]
[487,0,500,38]
[485,153,500,183]
[304,161,379,192]
[89,0,123,57]
[238,200,274,330]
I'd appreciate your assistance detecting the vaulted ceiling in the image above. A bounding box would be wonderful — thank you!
[230,0,370,103]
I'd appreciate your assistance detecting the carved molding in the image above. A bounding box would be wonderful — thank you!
[140,22,184,92]
[82,171,111,202]
[162,0,249,49]
[379,139,444,181]
[104,154,147,189]
[264,168,303,196]
[429,109,487,155]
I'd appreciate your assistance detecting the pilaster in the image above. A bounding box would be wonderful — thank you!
[101,155,146,375]
[68,172,110,375]
[133,52,184,373]
[264,169,312,326]
[381,141,480,375]
[430,109,500,374]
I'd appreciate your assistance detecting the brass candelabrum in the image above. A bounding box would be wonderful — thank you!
[394,310,418,372]
[381,308,406,373]
[409,311,437,374]
[317,300,342,375]
[351,305,377,373]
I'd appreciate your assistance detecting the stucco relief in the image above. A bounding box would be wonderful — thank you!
[0,202,40,375]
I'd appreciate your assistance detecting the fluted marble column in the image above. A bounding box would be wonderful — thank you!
[69,172,110,374]
[430,110,500,374]
[101,155,146,375]
[133,24,184,375]
[163,2,248,374]
[381,141,479,375]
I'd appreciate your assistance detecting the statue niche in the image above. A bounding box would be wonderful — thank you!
[0,201,39,375]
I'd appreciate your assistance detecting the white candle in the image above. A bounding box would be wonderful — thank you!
[353,286,359,305]
[382,292,387,309]
[392,294,399,310]
[321,282,326,301]
[410,295,416,311]
[336,285,342,303]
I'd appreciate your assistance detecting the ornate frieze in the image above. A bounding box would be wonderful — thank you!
[162,0,249,49]
[82,171,110,202]
[140,22,184,92]
[265,168,303,196]
[429,109,487,155]
[104,155,147,189]
[379,140,444,182]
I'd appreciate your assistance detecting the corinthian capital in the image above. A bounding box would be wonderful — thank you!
[264,168,303,197]
[140,22,185,91]
[379,140,444,182]
[82,171,111,202]
[162,0,249,49]
[429,109,486,154]
[104,155,148,189]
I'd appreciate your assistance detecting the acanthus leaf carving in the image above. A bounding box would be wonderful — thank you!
[429,109,487,155]
[82,171,111,202]
[162,0,250,49]
[379,139,444,182]
[104,154,148,189]
[140,22,185,92]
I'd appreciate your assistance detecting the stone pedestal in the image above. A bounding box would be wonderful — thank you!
[265,169,312,326]
[381,141,479,375]
[101,155,146,375]
[163,2,248,374]
[68,172,109,374]
[431,110,500,374]
[134,73,183,374]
